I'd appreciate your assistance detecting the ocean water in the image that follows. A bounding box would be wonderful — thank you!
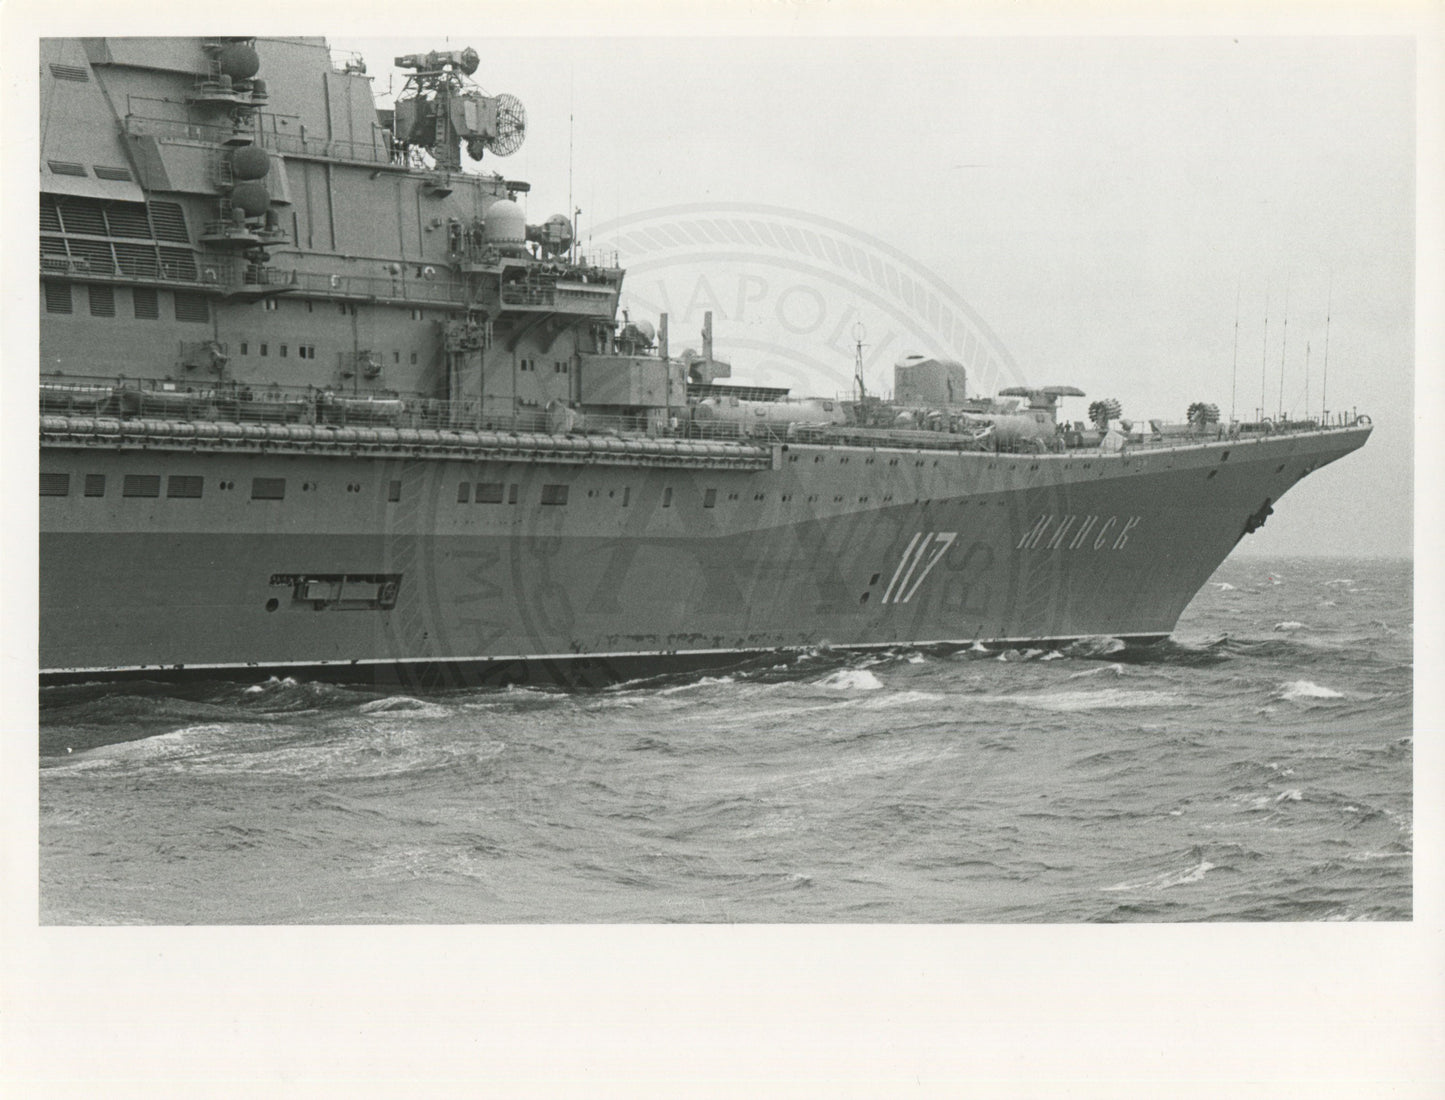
[38,556,1412,923]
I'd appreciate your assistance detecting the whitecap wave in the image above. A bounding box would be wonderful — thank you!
[1211,582,1236,591]
[1273,621,1306,632]
[656,675,737,696]
[817,669,884,690]
[1007,687,1177,711]
[1280,680,1343,701]
[1102,859,1215,892]
[1067,662,1125,680]
[357,696,452,718]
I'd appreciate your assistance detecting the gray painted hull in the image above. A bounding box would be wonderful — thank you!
[39,425,1369,682]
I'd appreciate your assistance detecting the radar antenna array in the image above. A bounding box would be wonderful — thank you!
[488,94,527,157]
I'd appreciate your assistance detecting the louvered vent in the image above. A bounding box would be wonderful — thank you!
[104,202,152,238]
[132,288,159,319]
[49,63,89,82]
[56,199,105,235]
[173,292,210,323]
[160,247,198,280]
[43,282,72,313]
[93,166,134,182]
[148,202,189,243]
[47,161,86,177]
[122,475,161,498]
[66,238,116,273]
[88,285,116,317]
[114,242,160,278]
[167,476,204,499]
[39,197,62,232]
[40,473,71,497]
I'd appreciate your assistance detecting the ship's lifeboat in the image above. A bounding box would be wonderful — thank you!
[317,393,407,425]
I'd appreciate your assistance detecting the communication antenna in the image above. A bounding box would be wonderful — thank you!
[1303,341,1311,423]
[567,67,574,265]
[1277,284,1289,420]
[1259,291,1270,422]
[1321,274,1333,423]
[852,321,868,405]
[1230,280,1241,422]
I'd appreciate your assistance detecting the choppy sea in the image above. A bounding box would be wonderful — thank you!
[38,555,1412,924]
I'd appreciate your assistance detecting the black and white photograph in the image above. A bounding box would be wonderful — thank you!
[6,5,1442,1098]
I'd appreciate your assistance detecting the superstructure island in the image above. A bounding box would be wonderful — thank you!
[38,36,1372,685]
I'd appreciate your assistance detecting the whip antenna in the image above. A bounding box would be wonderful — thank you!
[1321,274,1333,423]
[1259,291,1270,422]
[1230,280,1241,422]
[1277,283,1289,420]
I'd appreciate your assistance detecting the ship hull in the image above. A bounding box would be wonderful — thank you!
[39,425,1370,686]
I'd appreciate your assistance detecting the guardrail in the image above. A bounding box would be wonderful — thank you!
[37,374,1367,453]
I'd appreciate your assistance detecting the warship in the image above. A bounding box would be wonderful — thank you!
[38,36,1372,686]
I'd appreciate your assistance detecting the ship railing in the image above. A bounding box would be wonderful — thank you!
[1061,412,1368,452]
[253,112,392,165]
[121,113,251,145]
[37,375,1369,448]
[38,375,665,437]
[276,269,470,305]
[577,249,621,270]
[40,248,208,286]
[501,283,556,307]
[120,111,394,166]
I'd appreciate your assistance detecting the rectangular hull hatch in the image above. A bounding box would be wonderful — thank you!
[269,573,401,611]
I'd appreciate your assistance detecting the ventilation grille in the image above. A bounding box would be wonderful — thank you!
[132,287,159,319]
[40,472,70,497]
[88,284,115,317]
[167,475,204,499]
[44,282,72,314]
[49,63,89,82]
[474,482,505,504]
[93,166,134,182]
[540,484,570,506]
[251,477,286,501]
[148,202,190,243]
[39,196,196,283]
[104,203,152,239]
[160,247,198,280]
[47,160,86,177]
[122,475,161,498]
[84,474,106,498]
[173,292,210,323]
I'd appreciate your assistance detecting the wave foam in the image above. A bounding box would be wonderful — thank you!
[1103,859,1216,892]
[1280,680,1344,701]
[1273,621,1306,632]
[817,669,884,691]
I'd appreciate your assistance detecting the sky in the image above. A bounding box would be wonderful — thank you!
[339,33,1416,558]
